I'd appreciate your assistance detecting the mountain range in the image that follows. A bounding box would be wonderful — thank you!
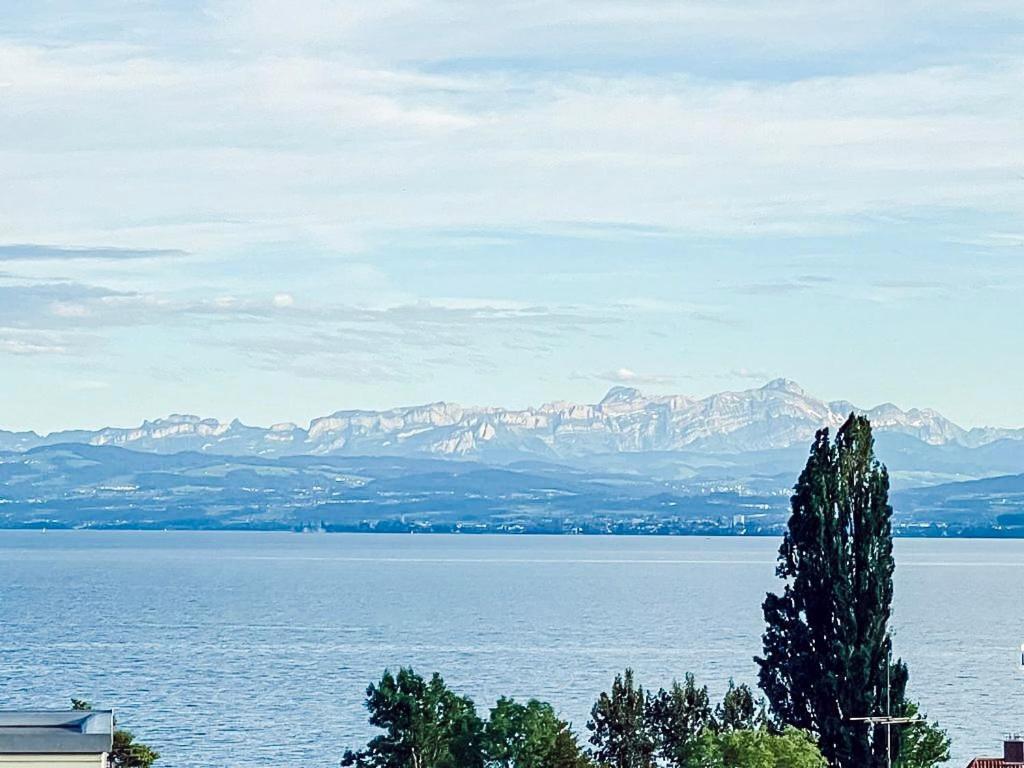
[2,379,1023,532]
[4,379,1022,462]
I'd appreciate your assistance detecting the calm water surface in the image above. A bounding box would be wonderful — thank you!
[1,532,1022,767]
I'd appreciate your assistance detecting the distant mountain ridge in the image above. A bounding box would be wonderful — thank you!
[1,441,1022,534]
[3,379,1021,460]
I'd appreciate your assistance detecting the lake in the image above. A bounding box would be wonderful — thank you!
[1,532,1021,767]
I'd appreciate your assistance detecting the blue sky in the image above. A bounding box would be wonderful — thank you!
[1,1,1023,433]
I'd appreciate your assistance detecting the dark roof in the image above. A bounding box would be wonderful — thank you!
[0,711,113,754]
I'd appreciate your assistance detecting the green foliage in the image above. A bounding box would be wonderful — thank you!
[342,671,831,768]
[698,726,828,768]
[109,729,161,768]
[647,674,714,767]
[69,699,159,768]
[757,415,908,768]
[714,681,765,733]
[587,674,822,768]
[550,727,594,768]
[341,668,484,768]
[484,697,590,768]
[893,702,951,768]
[587,669,657,768]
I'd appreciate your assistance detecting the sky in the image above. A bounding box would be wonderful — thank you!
[1,1,1023,433]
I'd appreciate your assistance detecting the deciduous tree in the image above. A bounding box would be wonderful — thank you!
[705,726,828,768]
[484,697,589,768]
[341,668,484,768]
[893,702,951,768]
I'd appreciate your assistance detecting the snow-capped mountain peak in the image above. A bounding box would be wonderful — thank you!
[3,380,1020,460]
[761,378,806,395]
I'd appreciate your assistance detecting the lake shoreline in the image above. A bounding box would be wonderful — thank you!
[3,523,1023,538]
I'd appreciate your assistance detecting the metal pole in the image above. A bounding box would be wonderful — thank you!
[887,644,892,768]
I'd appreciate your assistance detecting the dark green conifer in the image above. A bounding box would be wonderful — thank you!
[586,669,657,768]
[648,673,713,767]
[756,415,906,768]
[714,680,765,733]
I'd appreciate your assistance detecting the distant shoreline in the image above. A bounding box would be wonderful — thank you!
[2,524,1023,539]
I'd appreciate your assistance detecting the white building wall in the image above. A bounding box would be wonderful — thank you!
[0,754,106,767]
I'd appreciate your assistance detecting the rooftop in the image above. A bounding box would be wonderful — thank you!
[0,710,114,754]
[967,737,1024,768]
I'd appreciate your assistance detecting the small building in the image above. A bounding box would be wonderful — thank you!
[0,711,113,767]
[967,737,1024,768]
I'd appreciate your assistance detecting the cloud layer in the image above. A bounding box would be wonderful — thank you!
[1,1,1022,431]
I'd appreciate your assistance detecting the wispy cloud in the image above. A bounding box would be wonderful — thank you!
[0,281,128,328]
[594,367,676,386]
[729,367,773,381]
[735,274,839,296]
[0,244,186,261]
[0,327,96,356]
[0,273,635,381]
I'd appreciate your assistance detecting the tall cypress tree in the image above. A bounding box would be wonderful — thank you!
[756,414,907,768]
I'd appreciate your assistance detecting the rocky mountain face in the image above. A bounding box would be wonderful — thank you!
[3,379,1020,460]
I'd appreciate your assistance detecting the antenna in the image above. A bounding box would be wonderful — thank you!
[849,632,926,768]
